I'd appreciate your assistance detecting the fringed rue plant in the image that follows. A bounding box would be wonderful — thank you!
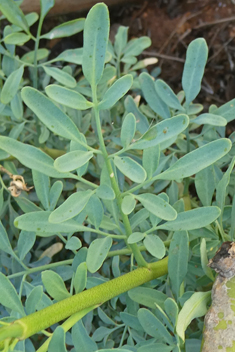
[0,0,234,351]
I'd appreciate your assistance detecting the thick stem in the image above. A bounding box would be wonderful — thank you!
[201,275,235,351]
[36,306,96,352]
[0,258,168,344]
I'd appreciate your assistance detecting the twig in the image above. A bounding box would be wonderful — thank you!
[208,24,227,50]
[171,28,192,53]
[208,35,235,63]
[158,10,202,55]
[195,16,235,29]
[130,1,148,25]
[142,50,185,63]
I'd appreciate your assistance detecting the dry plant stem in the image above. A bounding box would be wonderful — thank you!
[195,15,235,29]
[0,258,168,344]
[143,51,185,63]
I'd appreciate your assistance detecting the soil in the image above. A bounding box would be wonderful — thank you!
[17,0,235,129]
[40,0,235,106]
[109,0,235,106]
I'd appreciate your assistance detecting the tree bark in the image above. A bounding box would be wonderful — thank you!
[202,242,235,351]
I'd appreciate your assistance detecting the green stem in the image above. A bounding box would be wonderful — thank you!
[183,127,191,196]
[33,14,43,89]
[0,258,168,343]
[92,86,147,267]
[7,245,148,280]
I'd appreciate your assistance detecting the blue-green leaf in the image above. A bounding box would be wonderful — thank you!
[216,157,235,217]
[40,0,55,20]
[129,114,189,150]
[32,170,50,210]
[72,321,97,352]
[137,344,173,352]
[1,66,24,104]
[0,272,25,315]
[25,286,43,315]
[41,18,85,39]
[0,221,13,255]
[139,72,170,119]
[195,165,217,206]
[168,231,189,300]
[86,237,112,273]
[65,237,82,251]
[121,113,136,148]
[144,234,165,259]
[15,197,42,213]
[200,238,214,281]
[182,38,208,107]
[0,0,29,32]
[155,79,185,112]
[4,32,30,45]
[96,184,115,200]
[158,207,221,231]
[49,190,93,223]
[98,75,133,110]
[127,232,145,244]
[121,194,136,215]
[176,291,211,341]
[21,48,49,63]
[0,136,73,178]
[128,287,167,309]
[123,36,151,57]
[42,270,71,301]
[114,156,146,183]
[143,144,160,179]
[54,151,93,172]
[157,139,232,180]
[55,48,83,65]
[74,262,87,293]
[18,230,36,260]
[213,98,235,123]
[21,87,82,142]
[45,85,93,110]
[11,93,23,120]
[124,95,149,134]
[82,3,109,87]
[14,211,87,234]
[192,113,227,126]
[138,308,174,344]
[164,298,179,327]
[43,66,76,88]
[134,193,177,221]
[120,312,143,332]
[86,195,104,229]
[49,181,63,211]
[114,26,128,57]
[48,326,66,352]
